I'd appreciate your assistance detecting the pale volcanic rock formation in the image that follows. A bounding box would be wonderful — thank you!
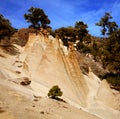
[0,32,119,119]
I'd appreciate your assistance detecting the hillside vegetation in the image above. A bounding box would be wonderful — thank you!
[0,7,120,91]
[0,11,120,119]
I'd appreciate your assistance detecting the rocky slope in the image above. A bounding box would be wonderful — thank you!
[0,32,120,119]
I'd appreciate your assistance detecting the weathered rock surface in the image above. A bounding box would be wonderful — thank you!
[0,33,119,119]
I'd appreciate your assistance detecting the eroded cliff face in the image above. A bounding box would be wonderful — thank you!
[0,32,120,119]
[21,33,89,107]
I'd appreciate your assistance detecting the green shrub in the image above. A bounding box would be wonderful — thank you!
[106,74,120,86]
[48,85,63,99]
[0,14,16,40]
[103,73,120,91]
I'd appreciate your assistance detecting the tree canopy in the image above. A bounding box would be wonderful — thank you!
[96,12,118,36]
[0,14,15,39]
[102,29,120,74]
[75,21,88,41]
[55,21,91,51]
[24,7,50,29]
[48,85,63,99]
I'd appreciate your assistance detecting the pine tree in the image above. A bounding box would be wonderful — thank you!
[24,7,50,29]
[102,29,120,73]
[48,85,63,99]
[0,14,15,39]
[96,12,118,36]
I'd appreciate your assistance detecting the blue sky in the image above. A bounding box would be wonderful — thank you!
[0,0,120,36]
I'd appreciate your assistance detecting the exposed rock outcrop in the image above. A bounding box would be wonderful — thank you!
[0,32,119,119]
